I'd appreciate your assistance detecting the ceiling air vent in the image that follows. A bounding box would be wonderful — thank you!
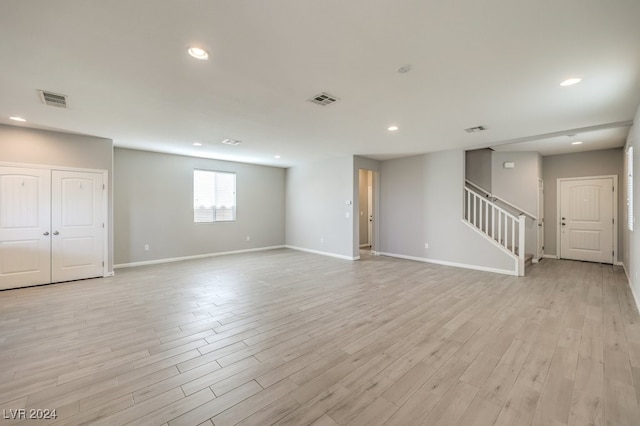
[38,90,69,108]
[221,139,241,146]
[464,125,486,133]
[307,92,340,106]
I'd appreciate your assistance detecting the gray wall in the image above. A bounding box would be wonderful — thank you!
[492,151,541,217]
[465,148,492,192]
[491,151,541,257]
[0,124,114,272]
[542,148,624,261]
[623,105,639,309]
[379,150,515,273]
[114,148,285,265]
[285,156,355,258]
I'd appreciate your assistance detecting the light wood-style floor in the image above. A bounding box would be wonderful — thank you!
[1,249,639,425]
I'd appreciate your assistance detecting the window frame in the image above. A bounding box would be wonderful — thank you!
[627,146,634,231]
[193,169,237,223]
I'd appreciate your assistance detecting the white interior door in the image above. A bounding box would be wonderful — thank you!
[559,178,614,263]
[0,167,51,289]
[537,179,544,259]
[51,170,104,283]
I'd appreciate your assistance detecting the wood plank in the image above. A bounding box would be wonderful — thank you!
[0,252,638,426]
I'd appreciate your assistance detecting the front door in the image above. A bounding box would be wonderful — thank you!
[51,170,104,283]
[0,167,51,289]
[559,177,614,264]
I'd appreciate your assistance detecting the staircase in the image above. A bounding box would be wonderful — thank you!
[463,183,527,276]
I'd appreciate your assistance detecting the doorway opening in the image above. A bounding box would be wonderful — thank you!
[358,169,375,254]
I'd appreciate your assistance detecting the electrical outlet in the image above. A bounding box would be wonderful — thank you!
[144,244,149,251]
[425,243,429,249]
[320,237,324,243]
[246,236,251,242]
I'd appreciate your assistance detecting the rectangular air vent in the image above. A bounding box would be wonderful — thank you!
[308,92,340,106]
[464,125,486,133]
[38,90,69,108]
[221,139,241,146]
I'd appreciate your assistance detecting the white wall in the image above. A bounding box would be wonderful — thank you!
[285,156,356,259]
[623,105,639,310]
[379,150,516,274]
[114,148,285,265]
[0,124,114,272]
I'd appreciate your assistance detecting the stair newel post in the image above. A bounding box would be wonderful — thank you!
[518,214,526,276]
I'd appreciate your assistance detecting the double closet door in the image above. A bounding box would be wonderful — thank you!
[0,166,105,290]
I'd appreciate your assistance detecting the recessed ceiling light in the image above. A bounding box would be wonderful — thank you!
[388,125,399,131]
[274,155,281,159]
[187,47,209,60]
[571,141,583,145]
[9,116,26,122]
[560,78,582,87]
[193,142,202,146]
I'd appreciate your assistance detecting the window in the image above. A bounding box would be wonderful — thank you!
[193,170,236,222]
[628,146,634,231]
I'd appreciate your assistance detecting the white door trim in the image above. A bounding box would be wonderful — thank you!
[537,178,544,261]
[0,161,109,278]
[556,175,618,263]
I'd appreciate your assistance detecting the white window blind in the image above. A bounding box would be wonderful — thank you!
[628,146,634,231]
[193,170,236,223]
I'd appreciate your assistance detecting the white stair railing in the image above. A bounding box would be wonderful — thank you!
[464,186,526,276]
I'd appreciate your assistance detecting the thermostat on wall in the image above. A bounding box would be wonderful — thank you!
[503,161,515,169]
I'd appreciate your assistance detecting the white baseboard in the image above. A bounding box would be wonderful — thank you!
[622,262,640,315]
[359,244,372,248]
[114,245,286,269]
[532,258,539,264]
[542,254,559,259]
[103,271,115,277]
[285,245,359,261]
[377,252,518,276]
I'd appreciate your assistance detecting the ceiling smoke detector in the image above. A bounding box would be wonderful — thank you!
[464,125,486,133]
[307,92,340,106]
[38,90,69,108]
[221,139,241,146]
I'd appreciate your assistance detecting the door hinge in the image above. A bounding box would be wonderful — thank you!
[612,250,614,256]
[102,223,105,228]
[102,261,104,267]
[103,184,105,190]
[612,186,614,192]
[612,218,615,224]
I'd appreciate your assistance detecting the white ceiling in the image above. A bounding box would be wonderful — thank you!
[1,0,639,167]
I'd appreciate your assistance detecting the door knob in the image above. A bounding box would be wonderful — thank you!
[561,223,566,226]
[43,231,49,236]
[53,231,59,235]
